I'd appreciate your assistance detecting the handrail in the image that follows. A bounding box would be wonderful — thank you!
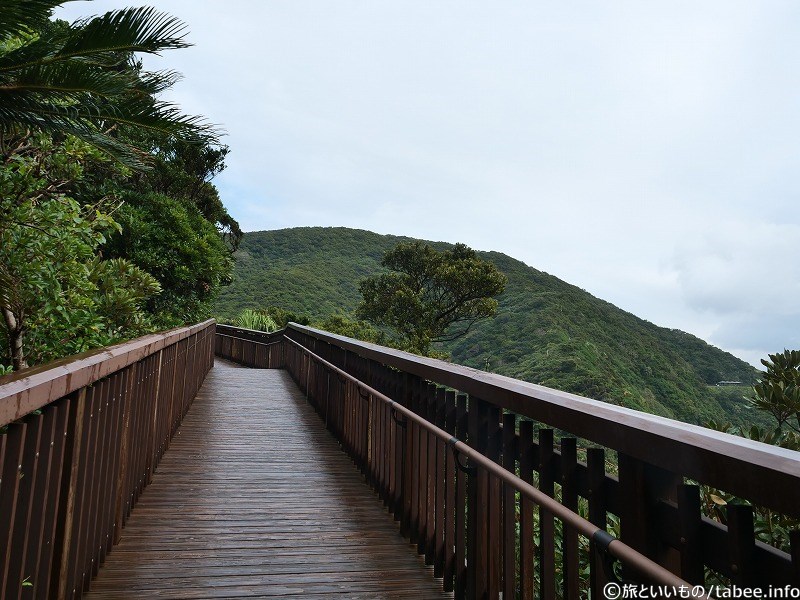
[0,320,215,599]
[284,335,705,595]
[215,323,799,592]
[214,323,285,369]
[285,323,800,519]
[0,318,215,428]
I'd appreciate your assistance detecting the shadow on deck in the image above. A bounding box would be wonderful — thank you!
[86,360,450,599]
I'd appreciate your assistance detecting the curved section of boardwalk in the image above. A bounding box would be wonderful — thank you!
[87,361,450,599]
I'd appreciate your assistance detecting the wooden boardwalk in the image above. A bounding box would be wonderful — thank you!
[87,360,451,599]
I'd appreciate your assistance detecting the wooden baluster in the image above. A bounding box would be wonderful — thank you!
[417,380,429,556]
[401,374,414,538]
[434,387,447,578]
[618,452,680,576]
[588,447,609,599]
[70,384,101,594]
[727,504,756,588]
[410,377,421,547]
[677,484,704,585]
[560,437,580,600]
[486,405,502,598]
[24,407,57,600]
[100,373,125,565]
[425,383,437,566]
[443,390,457,593]
[84,378,112,589]
[502,412,517,600]
[3,416,38,600]
[394,373,405,520]
[467,397,489,599]
[454,394,469,599]
[37,398,70,600]
[538,428,556,599]
[519,420,535,600]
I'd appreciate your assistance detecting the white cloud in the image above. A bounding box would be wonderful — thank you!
[55,1,800,366]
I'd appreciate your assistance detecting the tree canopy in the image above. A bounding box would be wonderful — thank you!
[0,136,161,369]
[0,3,239,371]
[357,242,507,355]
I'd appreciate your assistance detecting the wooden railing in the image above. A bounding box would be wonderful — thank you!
[215,324,284,368]
[218,323,800,598]
[0,320,215,600]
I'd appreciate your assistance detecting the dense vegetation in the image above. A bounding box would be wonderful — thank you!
[216,227,761,426]
[0,2,238,371]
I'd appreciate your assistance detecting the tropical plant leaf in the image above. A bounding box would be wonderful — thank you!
[62,7,190,57]
[0,0,63,42]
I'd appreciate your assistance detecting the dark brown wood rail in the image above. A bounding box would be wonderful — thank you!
[0,320,215,599]
[215,322,800,598]
[3,319,799,599]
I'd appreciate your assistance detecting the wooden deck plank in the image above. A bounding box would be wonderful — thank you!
[87,360,450,599]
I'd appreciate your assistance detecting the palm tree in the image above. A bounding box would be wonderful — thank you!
[0,0,216,168]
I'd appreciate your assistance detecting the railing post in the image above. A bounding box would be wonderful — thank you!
[443,390,458,593]
[587,447,610,598]
[486,404,502,598]
[560,437,580,599]
[519,420,535,600]
[618,453,681,575]
[50,388,86,600]
[467,396,489,599]
[455,394,469,599]
[501,412,517,600]
[113,365,135,545]
[0,420,28,597]
[146,349,164,486]
[401,373,414,538]
[677,483,704,584]
[538,428,556,598]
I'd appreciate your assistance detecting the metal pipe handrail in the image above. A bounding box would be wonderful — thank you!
[285,335,707,596]
[284,323,800,520]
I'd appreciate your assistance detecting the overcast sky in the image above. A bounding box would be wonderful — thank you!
[59,1,800,368]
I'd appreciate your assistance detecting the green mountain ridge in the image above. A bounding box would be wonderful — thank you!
[215,226,761,427]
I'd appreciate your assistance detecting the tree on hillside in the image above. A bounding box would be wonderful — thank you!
[357,242,506,355]
[316,314,385,345]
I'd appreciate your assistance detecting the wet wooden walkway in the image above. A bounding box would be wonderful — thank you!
[87,360,451,599]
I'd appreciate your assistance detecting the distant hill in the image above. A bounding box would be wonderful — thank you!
[215,227,761,426]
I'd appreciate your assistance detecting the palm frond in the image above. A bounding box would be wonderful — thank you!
[0,0,63,42]
[0,91,218,165]
[62,7,191,57]
[136,69,183,95]
[0,4,218,165]
[0,8,190,74]
[3,61,135,98]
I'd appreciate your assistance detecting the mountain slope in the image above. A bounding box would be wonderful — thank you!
[215,227,760,426]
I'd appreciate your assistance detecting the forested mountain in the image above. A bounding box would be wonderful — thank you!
[215,227,761,426]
